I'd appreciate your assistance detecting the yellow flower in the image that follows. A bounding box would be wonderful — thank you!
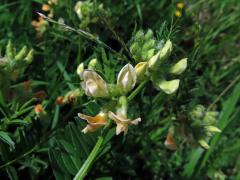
[175,11,182,17]
[78,112,108,133]
[177,2,184,9]
[108,111,141,135]
[135,62,148,81]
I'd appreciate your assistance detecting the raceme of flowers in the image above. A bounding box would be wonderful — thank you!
[77,31,188,135]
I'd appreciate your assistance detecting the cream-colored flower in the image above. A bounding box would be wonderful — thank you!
[170,58,188,75]
[117,64,137,94]
[157,79,180,94]
[108,111,141,135]
[148,40,172,71]
[74,1,83,19]
[76,63,84,78]
[81,70,109,98]
[78,112,108,133]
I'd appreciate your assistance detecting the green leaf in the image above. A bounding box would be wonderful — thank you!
[0,131,15,148]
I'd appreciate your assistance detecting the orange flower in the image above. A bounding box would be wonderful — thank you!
[42,4,51,11]
[78,112,108,133]
[35,104,43,114]
[164,133,177,150]
[55,96,65,105]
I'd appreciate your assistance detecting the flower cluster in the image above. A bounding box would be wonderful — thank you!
[0,41,34,100]
[188,105,221,149]
[130,30,156,62]
[76,30,188,136]
[32,1,58,37]
[74,1,106,29]
[131,30,188,94]
[0,40,33,80]
[76,59,140,135]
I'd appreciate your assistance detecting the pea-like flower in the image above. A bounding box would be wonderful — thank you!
[157,79,180,94]
[108,111,141,135]
[117,64,137,94]
[81,70,109,98]
[78,111,108,133]
[170,58,188,75]
[148,40,173,71]
[135,62,148,81]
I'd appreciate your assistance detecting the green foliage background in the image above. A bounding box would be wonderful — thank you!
[0,0,240,179]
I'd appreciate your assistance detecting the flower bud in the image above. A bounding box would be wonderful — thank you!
[135,62,147,81]
[6,40,15,59]
[170,58,188,75]
[25,49,34,64]
[117,64,137,94]
[198,139,209,149]
[74,1,83,19]
[81,70,109,98]
[134,30,144,40]
[55,96,65,105]
[130,42,138,54]
[205,126,221,133]
[15,46,27,61]
[76,63,84,78]
[88,58,98,70]
[144,29,154,40]
[148,40,172,71]
[142,39,155,51]
[146,49,155,60]
[157,79,180,94]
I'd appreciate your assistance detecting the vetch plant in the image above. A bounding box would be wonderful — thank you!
[72,29,190,179]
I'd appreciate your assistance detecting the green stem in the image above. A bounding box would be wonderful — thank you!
[73,136,104,180]
[74,81,148,179]
[127,80,148,101]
